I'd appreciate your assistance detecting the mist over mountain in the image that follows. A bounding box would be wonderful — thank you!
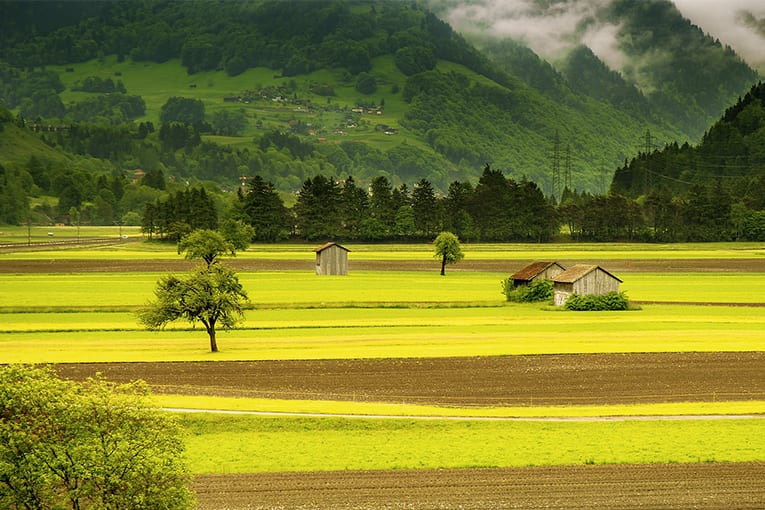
[427,0,761,139]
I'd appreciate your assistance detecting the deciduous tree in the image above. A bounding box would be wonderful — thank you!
[433,231,464,276]
[0,365,194,509]
[139,263,248,352]
[179,229,236,267]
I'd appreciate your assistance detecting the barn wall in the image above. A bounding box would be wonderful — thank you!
[536,264,565,281]
[316,246,348,275]
[553,282,574,306]
[553,269,620,306]
[572,269,620,296]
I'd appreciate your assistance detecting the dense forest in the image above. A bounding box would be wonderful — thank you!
[0,0,764,243]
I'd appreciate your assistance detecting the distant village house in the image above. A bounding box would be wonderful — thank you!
[313,242,350,276]
[551,264,622,306]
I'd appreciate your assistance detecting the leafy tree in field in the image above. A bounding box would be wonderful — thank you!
[0,365,194,509]
[219,218,255,251]
[179,228,235,267]
[139,263,248,352]
[433,231,464,276]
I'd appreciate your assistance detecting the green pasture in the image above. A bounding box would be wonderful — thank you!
[2,269,765,363]
[2,303,764,363]
[50,54,415,150]
[3,269,765,309]
[179,414,765,473]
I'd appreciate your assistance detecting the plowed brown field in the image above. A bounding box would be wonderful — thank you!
[193,463,765,509]
[53,353,765,509]
[54,352,765,406]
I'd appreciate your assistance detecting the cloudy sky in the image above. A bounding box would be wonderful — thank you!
[439,0,765,71]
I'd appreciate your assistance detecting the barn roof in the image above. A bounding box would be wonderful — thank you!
[511,261,563,281]
[313,241,351,253]
[551,264,623,284]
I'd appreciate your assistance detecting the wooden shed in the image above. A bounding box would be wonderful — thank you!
[313,242,350,275]
[510,261,566,288]
[551,264,622,306]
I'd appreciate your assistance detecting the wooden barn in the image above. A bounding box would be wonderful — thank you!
[313,242,350,275]
[510,261,566,288]
[551,264,622,306]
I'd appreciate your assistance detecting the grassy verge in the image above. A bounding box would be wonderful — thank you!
[178,413,765,473]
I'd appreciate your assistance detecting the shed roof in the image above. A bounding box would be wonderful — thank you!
[551,264,622,284]
[511,261,563,281]
[313,242,351,253]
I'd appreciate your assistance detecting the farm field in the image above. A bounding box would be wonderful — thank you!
[1,240,765,508]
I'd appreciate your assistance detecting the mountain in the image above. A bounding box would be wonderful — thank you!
[0,0,760,204]
[427,0,760,141]
[612,80,765,207]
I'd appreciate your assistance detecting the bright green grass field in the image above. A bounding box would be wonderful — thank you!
[179,414,765,473]
[2,304,764,363]
[3,269,765,309]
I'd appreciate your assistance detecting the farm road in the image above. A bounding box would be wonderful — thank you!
[54,352,765,407]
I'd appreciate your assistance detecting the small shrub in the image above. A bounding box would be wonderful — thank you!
[564,291,630,311]
[502,279,553,303]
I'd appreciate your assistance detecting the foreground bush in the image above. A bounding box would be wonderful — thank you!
[564,291,630,311]
[502,279,554,303]
[0,365,195,510]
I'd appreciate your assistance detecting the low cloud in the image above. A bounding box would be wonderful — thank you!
[673,0,765,70]
[438,0,765,72]
[442,0,621,65]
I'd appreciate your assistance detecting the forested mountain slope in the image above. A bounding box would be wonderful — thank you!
[612,80,765,205]
[0,0,760,213]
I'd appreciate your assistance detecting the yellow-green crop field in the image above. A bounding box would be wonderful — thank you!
[1,239,764,474]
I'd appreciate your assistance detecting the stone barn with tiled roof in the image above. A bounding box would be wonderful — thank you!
[510,261,566,288]
[551,264,622,306]
[313,242,350,275]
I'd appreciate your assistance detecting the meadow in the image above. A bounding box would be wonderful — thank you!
[179,414,765,473]
[1,238,764,476]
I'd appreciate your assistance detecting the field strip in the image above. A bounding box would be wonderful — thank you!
[162,407,765,422]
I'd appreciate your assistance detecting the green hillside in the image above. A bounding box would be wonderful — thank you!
[2,0,759,195]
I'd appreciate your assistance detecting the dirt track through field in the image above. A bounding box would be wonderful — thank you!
[54,352,765,407]
[193,463,765,509]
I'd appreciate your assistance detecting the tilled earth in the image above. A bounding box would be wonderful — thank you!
[193,463,765,510]
[54,353,765,509]
[54,352,765,406]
